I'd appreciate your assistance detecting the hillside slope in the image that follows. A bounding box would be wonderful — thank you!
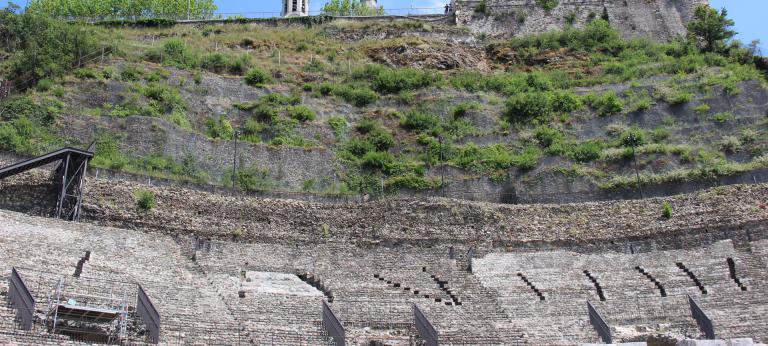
[1,17,766,203]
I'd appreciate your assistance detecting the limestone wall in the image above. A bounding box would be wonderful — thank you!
[1,208,767,344]
[452,0,709,40]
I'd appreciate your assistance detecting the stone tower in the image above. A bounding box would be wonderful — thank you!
[282,0,309,17]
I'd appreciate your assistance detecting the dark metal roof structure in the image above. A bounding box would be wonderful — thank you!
[0,147,93,180]
[0,144,95,221]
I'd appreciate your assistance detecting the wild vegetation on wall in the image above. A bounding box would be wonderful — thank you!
[0,4,766,197]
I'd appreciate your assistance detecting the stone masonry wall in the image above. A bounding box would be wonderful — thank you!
[61,116,340,190]
[453,0,709,39]
[78,179,768,248]
[0,166,767,255]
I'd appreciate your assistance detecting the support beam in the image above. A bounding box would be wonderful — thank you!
[688,295,715,339]
[55,153,71,219]
[587,301,611,344]
[413,304,438,346]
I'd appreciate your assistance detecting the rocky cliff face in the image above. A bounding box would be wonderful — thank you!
[453,0,709,40]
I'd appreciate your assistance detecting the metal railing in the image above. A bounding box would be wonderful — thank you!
[322,300,345,346]
[413,303,438,346]
[7,268,35,331]
[0,308,150,345]
[137,285,161,344]
[39,7,448,23]
[688,295,715,339]
[587,300,611,344]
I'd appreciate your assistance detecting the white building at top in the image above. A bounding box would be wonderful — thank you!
[282,0,309,17]
[281,0,379,17]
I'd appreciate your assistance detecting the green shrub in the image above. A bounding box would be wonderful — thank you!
[147,38,199,69]
[620,127,647,147]
[361,151,395,170]
[535,0,559,12]
[505,92,551,122]
[400,110,440,132]
[568,141,603,163]
[139,83,186,113]
[74,68,99,79]
[451,102,480,118]
[399,91,415,104]
[587,92,624,116]
[332,85,379,107]
[507,19,621,53]
[355,119,378,134]
[662,201,672,219]
[718,135,742,153]
[228,54,252,75]
[226,165,275,191]
[740,128,758,143]
[135,189,156,211]
[362,66,441,94]
[367,129,394,151]
[649,128,671,143]
[287,105,316,122]
[121,65,143,81]
[0,97,61,155]
[449,71,486,92]
[711,112,733,123]
[386,174,438,191]
[345,138,375,157]
[511,146,542,170]
[242,103,279,122]
[206,115,234,139]
[145,70,169,83]
[328,116,347,139]
[693,103,711,114]
[550,91,582,113]
[90,134,129,170]
[454,144,540,172]
[474,0,486,14]
[244,68,271,87]
[201,53,228,73]
[303,59,326,73]
[665,90,695,104]
[167,110,191,128]
[36,78,53,92]
[455,143,513,172]
[443,118,478,139]
[262,93,301,106]
[533,125,564,148]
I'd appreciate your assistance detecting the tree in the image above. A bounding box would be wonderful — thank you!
[747,39,762,57]
[687,5,736,53]
[0,7,104,89]
[25,0,217,19]
[321,0,385,16]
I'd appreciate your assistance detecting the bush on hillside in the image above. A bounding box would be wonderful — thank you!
[505,92,551,122]
[399,110,440,132]
[244,68,272,87]
[287,105,316,122]
[135,189,156,211]
[354,65,441,94]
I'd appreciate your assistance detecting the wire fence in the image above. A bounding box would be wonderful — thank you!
[26,7,449,23]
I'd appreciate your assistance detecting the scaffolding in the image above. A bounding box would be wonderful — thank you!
[0,144,95,221]
[44,273,134,344]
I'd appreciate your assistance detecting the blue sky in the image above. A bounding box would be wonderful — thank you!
[2,0,765,52]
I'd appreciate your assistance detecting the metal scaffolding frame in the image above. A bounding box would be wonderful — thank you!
[45,274,132,343]
[0,145,95,221]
